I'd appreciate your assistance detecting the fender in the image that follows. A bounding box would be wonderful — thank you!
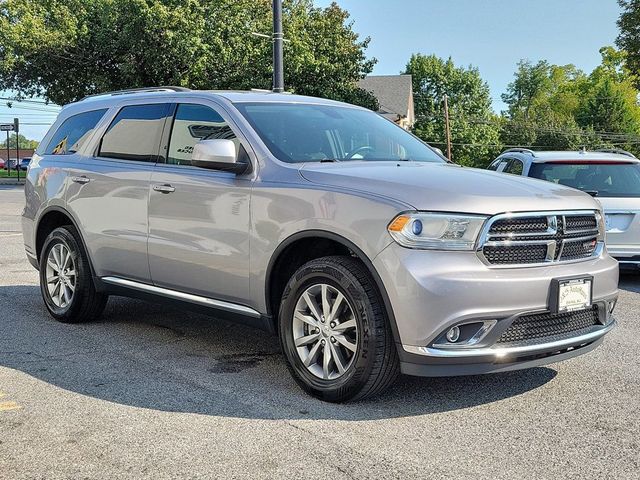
[265,229,402,345]
[35,205,103,289]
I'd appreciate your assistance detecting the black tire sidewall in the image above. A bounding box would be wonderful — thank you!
[279,259,380,401]
[39,227,90,321]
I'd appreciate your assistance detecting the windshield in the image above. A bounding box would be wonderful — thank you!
[235,102,444,164]
[529,161,640,197]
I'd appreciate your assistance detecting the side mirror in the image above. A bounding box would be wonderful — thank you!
[432,147,444,157]
[191,139,249,174]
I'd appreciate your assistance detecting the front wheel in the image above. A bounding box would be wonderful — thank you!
[279,256,399,402]
[39,225,107,323]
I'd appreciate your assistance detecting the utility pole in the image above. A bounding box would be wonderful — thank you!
[272,0,284,92]
[14,118,19,181]
[5,131,9,174]
[443,94,452,162]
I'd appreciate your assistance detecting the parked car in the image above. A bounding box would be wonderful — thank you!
[22,88,618,402]
[488,148,640,271]
[3,158,18,170]
[20,157,31,171]
[0,159,4,169]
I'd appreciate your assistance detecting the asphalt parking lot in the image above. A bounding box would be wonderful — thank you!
[0,184,639,479]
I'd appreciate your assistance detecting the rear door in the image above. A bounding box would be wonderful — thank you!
[66,101,172,282]
[147,100,254,305]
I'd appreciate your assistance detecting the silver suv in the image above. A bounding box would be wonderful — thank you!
[22,88,619,402]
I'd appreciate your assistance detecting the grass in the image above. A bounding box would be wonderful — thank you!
[0,169,24,178]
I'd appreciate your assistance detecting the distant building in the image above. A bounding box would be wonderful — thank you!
[0,148,35,161]
[358,74,415,130]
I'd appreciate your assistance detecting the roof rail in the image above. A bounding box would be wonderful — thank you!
[593,148,637,159]
[80,86,190,101]
[502,148,536,157]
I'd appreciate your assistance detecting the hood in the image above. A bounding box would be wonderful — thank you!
[299,162,601,215]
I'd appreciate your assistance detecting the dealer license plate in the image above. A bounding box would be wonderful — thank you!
[556,278,592,313]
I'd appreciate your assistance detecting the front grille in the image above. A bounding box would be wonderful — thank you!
[497,306,600,345]
[479,211,600,266]
[483,244,548,265]
[489,217,548,234]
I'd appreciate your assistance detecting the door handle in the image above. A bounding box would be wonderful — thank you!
[71,176,91,185]
[153,184,176,194]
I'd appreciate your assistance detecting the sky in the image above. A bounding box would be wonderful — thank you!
[1,0,623,142]
[316,0,622,107]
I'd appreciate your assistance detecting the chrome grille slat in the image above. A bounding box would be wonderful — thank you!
[477,211,601,267]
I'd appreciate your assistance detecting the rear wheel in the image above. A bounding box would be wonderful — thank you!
[279,256,399,402]
[39,226,107,323]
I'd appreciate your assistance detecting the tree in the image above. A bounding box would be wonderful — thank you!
[617,0,640,88]
[500,48,640,154]
[0,133,38,149]
[0,0,377,108]
[404,54,501,167]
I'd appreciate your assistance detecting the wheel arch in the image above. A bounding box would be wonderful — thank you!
[35,206,97,279]
[265,230,401,344]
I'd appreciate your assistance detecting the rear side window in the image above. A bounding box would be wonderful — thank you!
[45,109,108,155]
[99,104,170,162]
[167,104,237,166]
[504,159,524,175]
[488,159,510,172]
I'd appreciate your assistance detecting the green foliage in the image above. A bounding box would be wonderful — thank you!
[0,133,38,149]
[404,54,501,167]
[501,48,640,155]
[0,0,376,108]
[616,0,640,88]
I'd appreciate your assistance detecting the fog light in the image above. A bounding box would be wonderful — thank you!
[446,326,461,343]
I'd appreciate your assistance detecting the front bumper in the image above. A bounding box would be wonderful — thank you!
[373,243,619,376]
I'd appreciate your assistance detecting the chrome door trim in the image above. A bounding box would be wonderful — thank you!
[101,276,261,318]
[403,321,615,358]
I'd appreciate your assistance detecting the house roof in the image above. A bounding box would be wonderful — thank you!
[358,75,414,120]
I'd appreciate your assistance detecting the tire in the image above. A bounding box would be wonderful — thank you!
[279,256,400,402]
[39,225,107,323]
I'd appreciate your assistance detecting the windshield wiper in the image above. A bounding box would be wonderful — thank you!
[319,158,340,163]
[584,190,599,197]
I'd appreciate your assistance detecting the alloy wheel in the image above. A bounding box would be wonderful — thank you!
[45,243,76,309]
[292,283,358,380]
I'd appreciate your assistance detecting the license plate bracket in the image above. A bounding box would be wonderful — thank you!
[549,276,593,314]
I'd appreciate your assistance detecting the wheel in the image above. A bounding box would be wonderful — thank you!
[279,256,400,402]
[39,225,107,323]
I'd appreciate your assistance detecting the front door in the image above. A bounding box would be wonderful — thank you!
[147,102,252,305]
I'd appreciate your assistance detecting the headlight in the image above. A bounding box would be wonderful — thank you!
[595,210,606,242]
[388,212,488,250]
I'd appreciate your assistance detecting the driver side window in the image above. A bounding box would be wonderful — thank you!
[167,104,237,166]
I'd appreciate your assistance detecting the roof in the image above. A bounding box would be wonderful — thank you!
[76,89,353,106]
[357,75,414,119]
[500,149,640,164]
[65,89,363,115]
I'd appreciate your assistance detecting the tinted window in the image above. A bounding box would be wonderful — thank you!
[99,104,169,162]
[529,162,640,197]
[489,159,510,172]
[235,103,443,164]
[167,104,237,166]
[45,109,108,155]
[504,159,523,175]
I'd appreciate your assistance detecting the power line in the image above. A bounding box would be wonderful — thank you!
[0,96,59,107]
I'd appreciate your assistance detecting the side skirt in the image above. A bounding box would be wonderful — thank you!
[99,276,275,334]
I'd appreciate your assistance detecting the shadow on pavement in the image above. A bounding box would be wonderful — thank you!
[619,271,640,293]
[0,284,557,421]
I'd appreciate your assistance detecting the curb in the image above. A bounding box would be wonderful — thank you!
[0,179,25,186]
